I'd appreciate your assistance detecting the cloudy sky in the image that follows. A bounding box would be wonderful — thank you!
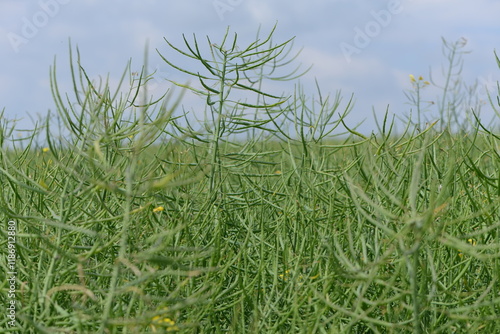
[1,0,499,135]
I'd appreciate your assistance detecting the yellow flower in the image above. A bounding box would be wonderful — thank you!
[418,75,424,81]
[42,147,49,153]
[279,269,291,280]
[151,316,179,332]
[409,74,416,82]
[468,238,476,246]
[274,170,282,175]
[152,315,174,325]
[150,307,179,332]
[153,206,164,213]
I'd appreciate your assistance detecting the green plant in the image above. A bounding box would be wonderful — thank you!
[157,24,303,202]
[404,37,486,133]
[1,26,500,334]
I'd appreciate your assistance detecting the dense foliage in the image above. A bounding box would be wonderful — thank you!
[1,27,499,333]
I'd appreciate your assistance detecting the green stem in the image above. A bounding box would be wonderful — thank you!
[410,245,422,334]
[99,157,136,333]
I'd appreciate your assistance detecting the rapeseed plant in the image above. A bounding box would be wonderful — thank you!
[1,28,499,334]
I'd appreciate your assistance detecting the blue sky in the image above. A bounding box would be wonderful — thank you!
[1,0,499,134]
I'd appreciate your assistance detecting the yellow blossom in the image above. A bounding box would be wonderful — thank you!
[468,238,476,246]
[279,269,291,280]
[151,316,179,332]
[153,206,164,213]
[150,307,179,332]
[409,74,416,82]
[42,147,49,153]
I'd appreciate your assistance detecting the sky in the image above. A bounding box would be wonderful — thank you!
[1,0,500,136]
